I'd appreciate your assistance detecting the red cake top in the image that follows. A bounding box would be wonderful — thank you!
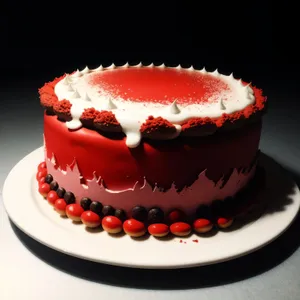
[38,63,267,147]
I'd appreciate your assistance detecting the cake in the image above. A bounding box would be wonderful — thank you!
[37,63,267,237]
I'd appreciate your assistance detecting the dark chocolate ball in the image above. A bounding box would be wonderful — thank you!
[64,191,75,204]
[49,181,59,191]
[102,205,115,216]
[196,204,212,219]
[148,207,164,224]
[211,200,224,216]
[90,201,103,215]
[45,174,53,184]
[114,209,127,222]
[56,187,66,198]
[80,197,92,211]
[131,206,147,222]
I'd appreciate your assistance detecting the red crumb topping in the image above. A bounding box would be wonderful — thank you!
[140,116,176,133]
[94,111,120,126]
[80,108,100,121]
[181,117,215,131]
[192,239,199,243]
[53,100,72,116]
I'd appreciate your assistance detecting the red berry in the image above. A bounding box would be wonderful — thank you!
[217,217,233,229]
[168,209,185,224]
[66,204,84,222]
[123,218,146,237]
[54,198,67,216]
[38,161,47,171]
[38,177,46,185]
[170,222,191,237]
[47,191,59,205]
[36,169,48,181]
[102,216,123,233]
[148,223,169,237]
[81,211,101,228]
[193,218,213,233]
[38,183,50,197]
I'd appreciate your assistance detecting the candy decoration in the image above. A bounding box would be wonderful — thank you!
[80,197,92,211]
[38,177,46,185]
[38,183,50,198]
[36,169,48,181]
[64,191,76,204]
[47,190,59,205]
[131,206,147,222]
[123,218,146,237]
[217,217,234,229]
[54,198,67,216]
[45,174,53,184]
[170,222,191,237]
[56,187,66,198]
[90,201,103,215]
[193,218,213,233]
[102,205,115,217]
[102,216,123,233]
[168,209,185,224]
[38,161,47,171]
[81,211,101,228]
[148,223,169,237]
[66,204,84,222]
[114,209,127,222]
[50,181,59,191]
[148,207,164,224]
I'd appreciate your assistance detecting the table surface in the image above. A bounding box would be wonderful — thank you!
[1,79,300,300]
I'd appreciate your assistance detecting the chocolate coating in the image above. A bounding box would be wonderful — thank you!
[131,206,147,222]
[90,201,103,215]
[80,197,92,211]
[49,181,59,191]
[64,191,75,204]
[56,187,66,198]
[148,207,164,224]
[114,209,127,222]
[102,205,115,216]
[45,174,53,184]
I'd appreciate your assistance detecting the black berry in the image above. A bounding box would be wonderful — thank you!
[131,206,147,222]
[50,181,59,191]
[45,174,53,184]
[102,205,115,216]
[64,191,75,204]
[114,209,127,222]
[90,201,103,215]
[148,207,164,224]
[80,197,92,210]
[56,187,66,198]
[196,204,212,219]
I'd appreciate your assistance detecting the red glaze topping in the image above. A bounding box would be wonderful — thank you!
[89,67,229,105]
[148,223,169,235]
[47,191,59,205]
[38,183,50,195]
[140,116,176,135]
[66,204,84,217]
[170,222,191,234]
[36,169,48,180]
[38,161,47,171]
[123,218,145,233]
[193,218,212,228]
[54,198,67,211]
[81,211,101,223]
[102,216,122,229]
[168,209,186,224]
[217,217,232,225]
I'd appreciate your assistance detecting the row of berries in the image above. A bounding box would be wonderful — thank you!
[36,161,233,237]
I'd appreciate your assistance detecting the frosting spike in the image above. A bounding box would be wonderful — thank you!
[93,65,103,72]
[212,68,219,76]
[176,64,182,69]
[81,66,90,74]
[108,63,116,69]
[228,73,234,79]
[220,99,226,110]
[159,63,166,68]
[188,65,194,71]
[123,62,129,68]
[148,63,154,67]
[105,98,117,109]
[200,67,207,73]
[70,89,81,99]
[67,84,74,92]
[169,100,181,114]
[135,62,143,67]
[72,69,81,78]
[84,93,92,101]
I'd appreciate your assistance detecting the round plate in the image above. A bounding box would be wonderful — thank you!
[3,147,300,269]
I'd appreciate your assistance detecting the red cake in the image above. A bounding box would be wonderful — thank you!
[37,63,267,237]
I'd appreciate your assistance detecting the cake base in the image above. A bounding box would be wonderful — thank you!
[3,147,300,269]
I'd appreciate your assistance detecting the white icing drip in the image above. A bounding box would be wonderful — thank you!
[54,64,256,148]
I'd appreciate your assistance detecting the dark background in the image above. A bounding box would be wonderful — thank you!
[1,1,276,90]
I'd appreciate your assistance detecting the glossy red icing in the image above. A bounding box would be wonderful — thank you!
[89,67,229,104]
[44,114,261,190]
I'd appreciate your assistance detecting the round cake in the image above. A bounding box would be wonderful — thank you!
[37,63,267,237]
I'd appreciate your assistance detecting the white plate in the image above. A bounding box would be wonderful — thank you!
[2,147,300,269]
